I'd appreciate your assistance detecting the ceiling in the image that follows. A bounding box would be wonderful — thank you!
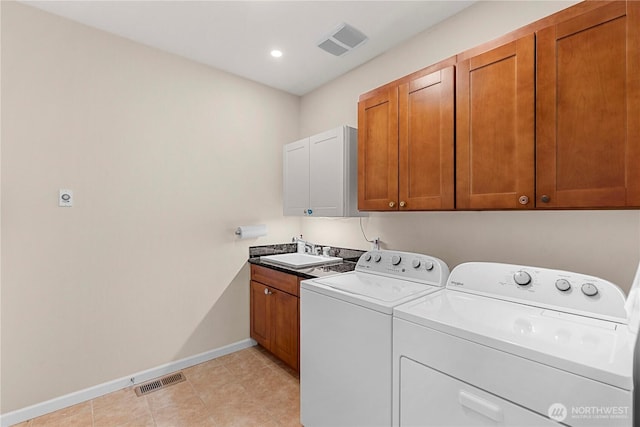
[21,1,475,96]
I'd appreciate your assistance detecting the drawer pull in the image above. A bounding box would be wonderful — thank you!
[264,288,273,295]
[458,390,503,422]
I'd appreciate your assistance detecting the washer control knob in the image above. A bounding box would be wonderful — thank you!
[513,271,532,286]
[373,254,382,263]
[555,279,571,292]
[364,254,372,262]
[412,259,421,269]
[424,261,434,271]
[391,255,402,266]
[581,283,598,297]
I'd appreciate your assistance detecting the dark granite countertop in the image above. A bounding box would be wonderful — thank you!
[248,243,365,279]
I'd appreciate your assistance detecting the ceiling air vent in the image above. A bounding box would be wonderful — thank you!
[317,23,368,56]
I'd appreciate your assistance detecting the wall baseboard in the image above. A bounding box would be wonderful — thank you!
[0,338,257,427]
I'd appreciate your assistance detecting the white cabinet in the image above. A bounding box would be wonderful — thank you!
[283,126,362,217]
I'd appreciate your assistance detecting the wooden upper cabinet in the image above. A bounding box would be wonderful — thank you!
[456,34,535,210]
[358,62,455,211]
[358,86,399,211]
[536,1,640,208]
[399,66,455,210]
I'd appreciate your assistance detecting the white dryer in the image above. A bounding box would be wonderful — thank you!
[393,262,639,427]
[300,250,449,427]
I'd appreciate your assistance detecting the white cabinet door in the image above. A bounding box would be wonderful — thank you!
[283,138,310,216]
[283,126,361,217]
[309,128,345,217]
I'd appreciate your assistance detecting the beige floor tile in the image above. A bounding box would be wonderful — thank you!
[110,413,156,427]
[214,349,261,367]
[18,347,301,427]
[187,365,237,394]
[223,355,271,379]
[262,384,299,419]
[151,395,213,427]
[241,366,295,401]
[197,381,254,410]
[93,388,152,427]
[145,380,199,412]
[209,401,279,427]
[31,401,92,427]
[272,410,303,427]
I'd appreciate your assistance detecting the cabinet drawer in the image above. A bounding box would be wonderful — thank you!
[251,264,299,296]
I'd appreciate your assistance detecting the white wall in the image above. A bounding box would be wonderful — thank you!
[1,2,300,413]
[299,0,640,291]
[3,0,640,417]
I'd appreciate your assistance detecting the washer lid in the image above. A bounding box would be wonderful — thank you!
[301,272,441,314]
[394,290,635,390]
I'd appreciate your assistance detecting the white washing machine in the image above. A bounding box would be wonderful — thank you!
[393,262,639,427]
[300,250,449,427]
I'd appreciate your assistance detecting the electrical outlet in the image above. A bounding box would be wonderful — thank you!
[372,237,380,250]
[59,189,73,207]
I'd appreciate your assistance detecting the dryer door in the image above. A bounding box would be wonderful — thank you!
[399,357,557,426]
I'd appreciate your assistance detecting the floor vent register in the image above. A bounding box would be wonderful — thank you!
[134,372,186,397]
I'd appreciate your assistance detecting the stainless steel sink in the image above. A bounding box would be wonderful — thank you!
[260,253,342,268]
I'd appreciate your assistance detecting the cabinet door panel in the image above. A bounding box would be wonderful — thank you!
[250,280,271,349]
[399,66,455,210]
[456,35,535,209]
[283,138,310,215]
[536,1,640,207]
[271,290,299,371]
[309,128,344,216]
[358,87,399,210]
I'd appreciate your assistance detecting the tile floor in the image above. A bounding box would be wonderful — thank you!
[14,346,300,427]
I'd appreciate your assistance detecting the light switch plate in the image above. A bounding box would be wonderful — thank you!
[59,189,73,207]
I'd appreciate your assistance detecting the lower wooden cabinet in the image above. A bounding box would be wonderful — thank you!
[250,265,299,371]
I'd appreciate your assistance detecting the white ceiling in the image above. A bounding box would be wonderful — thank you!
[22,1,475,96]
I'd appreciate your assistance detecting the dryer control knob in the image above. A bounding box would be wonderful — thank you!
[424,261,434,271]
[373,254,382,263]
[581,283,598,297]
[412,259,421,269]
[391,255,402,265]
[514,271,532,286]
[555,279,571,292]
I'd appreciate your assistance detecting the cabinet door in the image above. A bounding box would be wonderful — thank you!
[399,66,455,210]
[271,289,299,371]
[456,35,535,209]
[250,280,271,349]
[358,87,399,211]
[309,127,345,216]
[536,1,640,208]
[283,138,310,216]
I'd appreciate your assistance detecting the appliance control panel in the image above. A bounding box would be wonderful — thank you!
[447,262,628,323]
[355,250,449,287]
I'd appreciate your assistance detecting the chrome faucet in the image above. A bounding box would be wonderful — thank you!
[292,236,318,254]
[305,241,318,255]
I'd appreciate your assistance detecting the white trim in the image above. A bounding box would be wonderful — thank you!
[0,338,257,427]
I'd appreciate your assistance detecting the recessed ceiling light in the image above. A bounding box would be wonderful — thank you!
[270,49,283,58]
